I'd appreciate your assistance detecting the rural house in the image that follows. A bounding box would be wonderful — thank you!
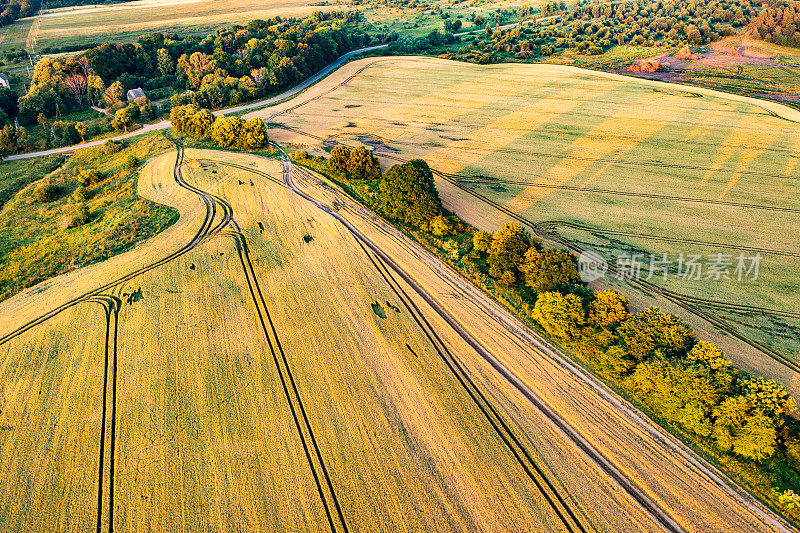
[126,87,145,101]
[0,73,9,89]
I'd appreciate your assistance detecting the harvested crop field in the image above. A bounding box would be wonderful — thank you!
[0,148,793,530]
[251,56,800,392]
[29,0,352,49]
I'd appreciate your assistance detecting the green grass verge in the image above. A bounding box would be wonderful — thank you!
[0,131,179,302]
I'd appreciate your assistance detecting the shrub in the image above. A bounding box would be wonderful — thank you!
[72,185,88,202]
[125,154,140,169]
[67,203,91,228]
[32,181,59,203]
[103,140,123,154]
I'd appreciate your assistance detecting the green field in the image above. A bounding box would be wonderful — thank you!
[252,56,800,391]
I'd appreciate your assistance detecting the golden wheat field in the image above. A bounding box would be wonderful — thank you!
[249,55,800,393]
[0,147,792,531]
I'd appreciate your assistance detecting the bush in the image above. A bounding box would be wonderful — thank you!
[125,154,139,169]
[32,181,59,203]
[72,185,88,202]
[103,140,123,154]
[67,203,91,228]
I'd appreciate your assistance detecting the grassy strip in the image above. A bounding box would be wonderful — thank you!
[0,132,179,302]
[293,151,800,528]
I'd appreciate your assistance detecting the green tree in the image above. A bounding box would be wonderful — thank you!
[428,215,455,236]
[210,115,244,148]
[587,290,629,329]
[520,248,580,294]
[329,145,351,172]
[487,221,530,283]
[531,291,584,340]
[472,230,492,253]
[75,121,87,143]
[240,118,268,150]
[347,146,381,180]
[112,107,133,132]
[188,108,215,138]
[103,81,125,108]
[157,48,174,76]
[379,159,442,228]
[743,377,796,420]
[617,308,695,362]
[687,341,731,371]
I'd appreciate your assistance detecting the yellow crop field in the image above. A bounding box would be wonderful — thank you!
[250,56,800,393]
[1,146,791,530]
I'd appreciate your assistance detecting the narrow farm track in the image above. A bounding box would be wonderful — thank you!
[277,157,796,533]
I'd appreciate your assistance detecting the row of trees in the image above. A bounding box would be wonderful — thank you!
[293,146,800,486]
[468,221,796,466]
[295,146,446,233]
[169,105,268,150]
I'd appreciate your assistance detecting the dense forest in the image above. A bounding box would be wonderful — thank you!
[750,0,800,47]
[0,0,39,27]
[0,12,370,153]
[429,0,764,63]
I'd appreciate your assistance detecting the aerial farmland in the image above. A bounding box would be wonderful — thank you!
[2,0,800,531]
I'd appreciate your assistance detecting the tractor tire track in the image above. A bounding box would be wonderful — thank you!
[87,295,121,533]
[222,226,348,533]
[0,145,230,347]
[355,237,587,533]
[274,124,800,184]
[280,159,690,532]
[535,220,800,258]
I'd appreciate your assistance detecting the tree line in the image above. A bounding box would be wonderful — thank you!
[0,13,369,155]
[439,0,763,64]
[464,219,800,514]
[293,146,449,235]
[18,14,369,122]
[169,105,268,151]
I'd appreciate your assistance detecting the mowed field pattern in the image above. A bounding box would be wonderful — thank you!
[252,56,800,386]
[0,147,795,530]
[0,149,662,531]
